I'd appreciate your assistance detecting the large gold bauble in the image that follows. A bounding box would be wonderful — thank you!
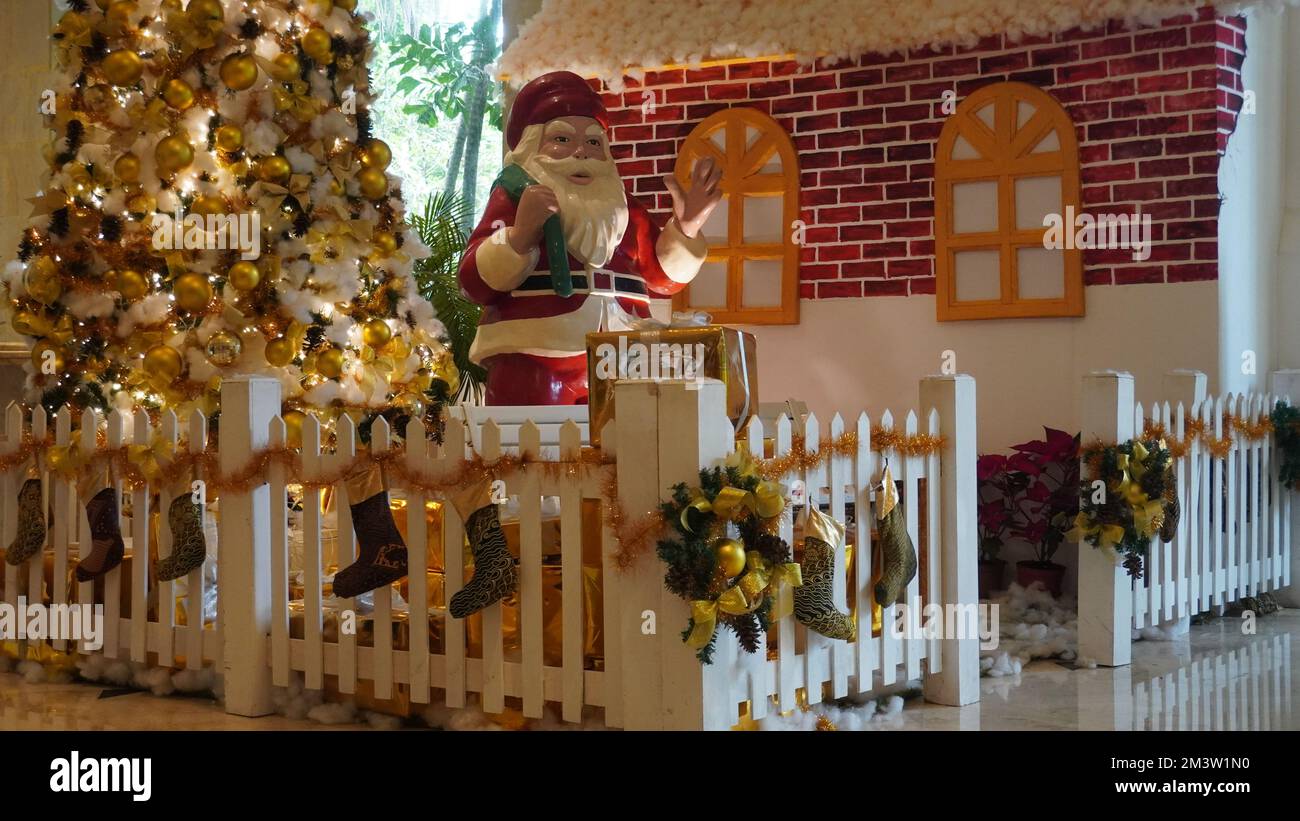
[114,153,141,182]
[714,538,747,578]
[173,272,211,312]
[358,140,392,170]
[361,318,392,347]
[219,53,258,91]
[187,0,224,25]
[391,391,426,420]
[283,410,306,449]
[227,260,261,291]
[115,268,149,301]
[204,330,242,367]
[270,53,301,82]
[301,28,333,63]
[106,2,137,29]
[161,78,195,110]
[356,167,388,200]
[257,156,292,184]
[214,124,244,153]
[31,341,67,375]
[264,337,296,367]
[127,191,156,214]
[101,50,144,86]
[143,344,183,381]
[11,310,41,337]
[155,135,194,173]
[316,347,344,379]
[371,231,398,256]
[191,194,226,215]
[25,257,62,305]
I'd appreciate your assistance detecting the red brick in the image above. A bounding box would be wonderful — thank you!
[1080,144,1110,163]
[841,147,885,165]
[817,91,859,110]
[1082,185,1111,205]
[729,62,769,80]
[862,125,907,144]
[796,113,839,132]
[1166,263,1216,282]
[665,86,707,103]
[682,66,725,83]
[1138,157,1190,177]
[748,80,791,98]
[1191,155,1218,175]
[1111,97,1160,118]
[1086,79,1136,101]
[886,220,931,238]
[861,86,908,105]
[1032,45,1079,66]
[799,282,817,299]
[1165,219,1215,239]
[1137,115,1189,136]
[1165,46,1216,69]
[644,69,685,86]
[909,80,956,101]
[819,280,864,298]
[610,144,635,161]
[1068,101,1112,122]
[909,121,944,141]
[841,260,886,277]
[793,74,838,94]
[1087,119,1141,141]
[861,240,909,258]
[818,130,861,149]
[1192,198,1221,218]
[888,143,931,162]
[771,60,802,76]
[1081,36,1132,59]
[1112,181,1165,200]
[981,53,1029,73]
[707,82,749,101]
[1167,177,1218,197]
[818,244,862,262]
[654,122,694,139]
[801,188,838,207]
[862,165,908,183]
[884,103,932,123]
[1135,28,1187,51]
[908,277,937,295]
[1060,61,1109,84]
[933,57,979,78]
[1193,240,1217,260]
[771,97,813,115]
[635,176,667,194]
[799,171,819,188]
[799,264,839,281]
[841,108,884,127]
[1138,73,1189,94]
[840,68,884,87]
[643,104,685,122]
[862,279,908,297]
[886,63,931,82]
[803,226,838,244]
[818,206,861,222]
[840,224,884,241]
[1088,162,1137,182]
[909,200,935,219]
[1165,133,1217,154]
[614,125,654,141]
[1164,89,1216,112]
[861,202,909,220]
[1144,243,1190,261]
[840,184,885,203]
[1010,69,1056,87]
[1085,268,1114,285]
[1109,53,1162,76]
[909,239,935,257]
[909,162,935,182]
[819,168,861,186]
[885,182,929,200]
[1113,265,1165,285]
[607,108,644,126]
[801,150,840,169]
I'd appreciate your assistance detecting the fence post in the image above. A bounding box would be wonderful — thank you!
[1162,369,1207,411]
[1270,369,1299,607]
[612,378,734,730]
[1078,370,1134,667]
[918,374,980,707]
[219,376,280,716]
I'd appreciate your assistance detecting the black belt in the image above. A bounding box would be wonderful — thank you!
[515,272,648,297]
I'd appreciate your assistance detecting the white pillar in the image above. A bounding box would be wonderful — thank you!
[1270,369,1299,606]
[220,376,280,716]
[919,374,980,707]
[1078,371,1134,667]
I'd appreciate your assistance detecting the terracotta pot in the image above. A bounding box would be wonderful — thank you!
[1016,560,1065,596]
[978,559,1006,598]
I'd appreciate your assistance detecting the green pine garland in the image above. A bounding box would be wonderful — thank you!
[1272,401,1300,491]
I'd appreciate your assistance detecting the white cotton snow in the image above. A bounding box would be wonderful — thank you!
[981,582,1079,673]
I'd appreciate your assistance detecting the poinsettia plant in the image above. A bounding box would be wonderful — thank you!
[977,428,1081,566]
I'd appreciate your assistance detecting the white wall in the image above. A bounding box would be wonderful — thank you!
[1276,8,1300,373]
[1219,5,1287,393]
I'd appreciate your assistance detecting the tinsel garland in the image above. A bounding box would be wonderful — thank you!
[754,426,946,480]
[1142,409,1277,460]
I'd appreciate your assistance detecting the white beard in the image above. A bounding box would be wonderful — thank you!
[516,152,629,268]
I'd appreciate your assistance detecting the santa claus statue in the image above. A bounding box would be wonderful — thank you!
[458,71,722,405]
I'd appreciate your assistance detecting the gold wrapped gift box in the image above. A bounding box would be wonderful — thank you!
[586,324,758,446]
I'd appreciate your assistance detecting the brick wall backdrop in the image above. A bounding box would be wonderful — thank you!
[597,7,1248,300]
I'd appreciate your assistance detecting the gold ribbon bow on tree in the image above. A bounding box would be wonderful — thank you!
[127,434,177,486]
[687,551,802,649]
[47,442,93,478]
[259,174,315,214]
[273,81,323,123]
[1115,442,1167,538]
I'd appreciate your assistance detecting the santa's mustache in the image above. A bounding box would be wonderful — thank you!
[531,154,618,180]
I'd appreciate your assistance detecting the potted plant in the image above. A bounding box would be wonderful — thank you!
[976,453,1015,596]
[1006,428,1080,596]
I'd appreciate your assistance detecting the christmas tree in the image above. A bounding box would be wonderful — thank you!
[3,0,457,442]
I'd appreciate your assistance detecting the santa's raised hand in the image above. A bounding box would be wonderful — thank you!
[665,156,723,239]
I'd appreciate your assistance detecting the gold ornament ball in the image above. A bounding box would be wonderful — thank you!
[204,330,242,367]
[264,337,296,367]
[101,50,144,86]
[107,2,137,29]
[219,53,258,91]
[356,167,388,200]
[257,156,292,184]
[358,140,392,170]
[392,391,426,420]
[161,78,195,110]
[301,28,333,63]
[143,345,183,382]
[94,0,112,9]
[214,124,244,152]
[187,0,224,24]
[191,194,226,215]
[31,341,67,375]
[283,410,306,449]
[362,318,392,347]
[227,260,261,291]
[173,272,212,312]
[114,153,141,182]
[270,53,301,82]
[155,135,194,173]
[715,538,748,578]
[372,231,398,256]
[114,268,149,301]
[316,347,344,379]
[25,257,62,305]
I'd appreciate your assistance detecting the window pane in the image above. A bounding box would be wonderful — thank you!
[759,151,782,174]
[741,258,783,307]
[742,195,783,244]
[1016,99,1037,131]
[1016,246,1065,299]
[1015,175,1062,231]
[708,128,727,153]
[687,260,728,309]
[974,102,995,131]
[953,249,1001,302]
[1031,129,1060,154]
[701,194,729,244]
[952,181,998,234]
[951,133,981,160]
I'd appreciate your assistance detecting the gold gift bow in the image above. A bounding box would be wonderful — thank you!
[273,81,322,122]
[679,481,784,533]
[1066,512,1126,550]
[47,441,93,477]
[686,551,802,649]
[127,435,177,485]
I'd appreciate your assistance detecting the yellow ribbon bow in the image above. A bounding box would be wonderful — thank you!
[680,481,786,533]
[273,81,322,123]
[47,443,92,477]
[685,552,803,649]
[127,436,176,485]
[1066,512,1126,550]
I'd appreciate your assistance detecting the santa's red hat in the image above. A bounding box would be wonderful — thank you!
[505,71,609,150]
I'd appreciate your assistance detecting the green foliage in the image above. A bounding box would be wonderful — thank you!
[1273,401,1300,491]
[408,193,485,401]
[387,18,501,130]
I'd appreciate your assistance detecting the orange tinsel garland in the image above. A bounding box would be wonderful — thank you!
[754,426,946,480]
[1142,411,1272,461]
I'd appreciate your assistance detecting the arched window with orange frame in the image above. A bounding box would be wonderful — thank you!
[935,82,1084,321]
[672,108,800,324]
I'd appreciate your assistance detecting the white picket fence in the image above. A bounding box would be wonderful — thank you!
[1078,370,1295,667]
[0,373,980,730]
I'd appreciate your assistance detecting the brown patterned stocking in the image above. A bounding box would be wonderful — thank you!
[75,487,125,582]
[332,466,408,599]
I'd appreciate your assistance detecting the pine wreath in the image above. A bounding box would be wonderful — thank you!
[1070,438,1174,579]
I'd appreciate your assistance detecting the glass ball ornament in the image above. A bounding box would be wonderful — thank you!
[257,156,292,184]
[270,53,300,82]
[361,318,392,347]
[357,168,389,200]
[172,272,212,312]
[24,257,62,305]
[301,28,333,63]
[187,0,224,25]
[214,124,243,153]
[219,53,258,91]
[227,260,261,291]
[155,135,194,173]
[143,344,183,381]
[371,231,398,256]
[113,268,149,301]
[391,391,426,420]
[283,410,306,449]
[161,78,195,110]
[101,50,144,86]
[114,153,141,182]
[714,538,747,578]
[358,140,392,170]
[204,331,242,367]
[264,337,295,367]
[191,194,227,215]
[316,347,345,379]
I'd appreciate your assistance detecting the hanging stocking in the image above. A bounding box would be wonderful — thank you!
[332,465,408,599]
[793,503,855,641]
[1159,473,1179,544]
[156,494,207,582]
[873,465,916,607]
[448,478,517,619]
[75,486,125,582]
[4,478,45,566]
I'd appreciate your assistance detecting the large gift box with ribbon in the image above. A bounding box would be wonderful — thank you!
[585,313,757,446]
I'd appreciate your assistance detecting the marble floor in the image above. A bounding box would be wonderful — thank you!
[1,610,1295,731]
